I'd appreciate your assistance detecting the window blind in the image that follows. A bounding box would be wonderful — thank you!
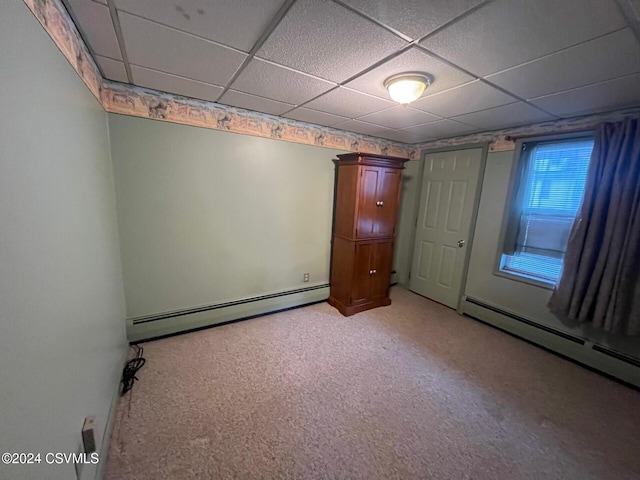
[503,138,594,282]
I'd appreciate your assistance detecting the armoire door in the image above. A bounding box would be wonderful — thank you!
[351,241,374,305]
[370,241,394,299]
[356,167,380,239]
[375,169,401,237]
[409,148,483,309]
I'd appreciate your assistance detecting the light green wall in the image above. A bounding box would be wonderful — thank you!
[0,1,127,479]
[465,150,640,358]
[108,114,348,319]
[393,159,422,285]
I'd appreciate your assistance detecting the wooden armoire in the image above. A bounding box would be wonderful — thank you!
[328,152,408,316]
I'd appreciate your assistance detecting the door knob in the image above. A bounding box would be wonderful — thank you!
[372,269,377,274]
[369,269,373,275]
[457,240,466,248]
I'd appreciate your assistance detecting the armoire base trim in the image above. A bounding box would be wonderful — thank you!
[328,296,391,316]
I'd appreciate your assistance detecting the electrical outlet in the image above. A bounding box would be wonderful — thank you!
[303,273,309,282]
[82,416,96,453]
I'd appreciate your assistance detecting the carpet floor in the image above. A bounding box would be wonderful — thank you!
[105,287,640,480]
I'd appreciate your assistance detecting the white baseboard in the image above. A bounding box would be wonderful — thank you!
[93,347,128,480]
[127,284,330,342]
[462,298,640,388]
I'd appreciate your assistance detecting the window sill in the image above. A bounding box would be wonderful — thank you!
[493,269,556,291]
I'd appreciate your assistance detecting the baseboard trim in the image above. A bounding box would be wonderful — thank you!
[95,346,128,480]
[462,297,640,388]
[127,284,330,342]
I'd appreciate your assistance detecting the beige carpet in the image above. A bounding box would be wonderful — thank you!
[105,287,640,479]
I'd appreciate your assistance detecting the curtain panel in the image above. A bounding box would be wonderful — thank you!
[548,118,640,336]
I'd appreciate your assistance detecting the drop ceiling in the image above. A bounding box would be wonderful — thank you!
[64,0,640,144]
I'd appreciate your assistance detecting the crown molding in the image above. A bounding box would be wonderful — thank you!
[19,0,640,159]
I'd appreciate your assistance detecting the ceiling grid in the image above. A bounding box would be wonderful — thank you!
[50,0,640,143]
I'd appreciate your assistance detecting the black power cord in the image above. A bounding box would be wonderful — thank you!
[120,344,145,397]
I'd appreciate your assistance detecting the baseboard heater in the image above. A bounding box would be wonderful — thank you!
[592,345,640,369]
[127,283,330,342]
[463,296,640,384]
[465,296,585,345]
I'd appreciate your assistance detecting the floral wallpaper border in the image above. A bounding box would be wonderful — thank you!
[416,106,640,153]
[21,0,415,159]
[20,0,640,159]
[23,0,103,102]
[100,81,416,158]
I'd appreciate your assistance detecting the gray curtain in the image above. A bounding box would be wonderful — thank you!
[548,118,640,336]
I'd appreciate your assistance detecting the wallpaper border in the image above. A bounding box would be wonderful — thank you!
[416,106,640,153]
[20,0,415,159]
[23,0,103,102]
[19,0,640,158]
[100,81,416,158]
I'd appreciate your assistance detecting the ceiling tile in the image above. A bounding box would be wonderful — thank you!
[452,102,555,130]
[333,120,397,138]
[119,12,246,87]
[345,47,473,100]
[411,80,516,117]
[357,105,440,129]
[303,87,395,118]
[257,0,407,83]
[486,29,640,100]
[131,65,224,102]
[96,55,128,83]
[402,119,478,140]
[421,0,627,77]
[113,0,286,52]
[230,58,335,105]
[282,107,349,127]
[219,90,294,116]
[341,0,486,41]
[67,0,121,59]
[529,74,640,117]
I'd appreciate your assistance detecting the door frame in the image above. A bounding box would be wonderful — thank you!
[406,142,489,312]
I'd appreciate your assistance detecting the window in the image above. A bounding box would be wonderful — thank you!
[499,136,594,284]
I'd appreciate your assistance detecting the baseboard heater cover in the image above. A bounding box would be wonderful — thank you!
[464,297,640,385]
[465,296,585,345]
[132,284,329,325]
[592,345,640,368]
[127,283,330,342]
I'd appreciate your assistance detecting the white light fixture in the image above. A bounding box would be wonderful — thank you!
[384,73,431,105]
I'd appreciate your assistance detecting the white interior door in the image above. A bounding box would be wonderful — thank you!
[409,148,483,308]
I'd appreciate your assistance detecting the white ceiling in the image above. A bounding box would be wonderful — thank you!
[64,0,640,144]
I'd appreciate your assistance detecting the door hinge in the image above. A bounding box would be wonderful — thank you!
[415,217,418,227]
[408,271,411,280]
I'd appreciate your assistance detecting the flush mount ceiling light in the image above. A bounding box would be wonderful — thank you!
[384,73,432,105]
